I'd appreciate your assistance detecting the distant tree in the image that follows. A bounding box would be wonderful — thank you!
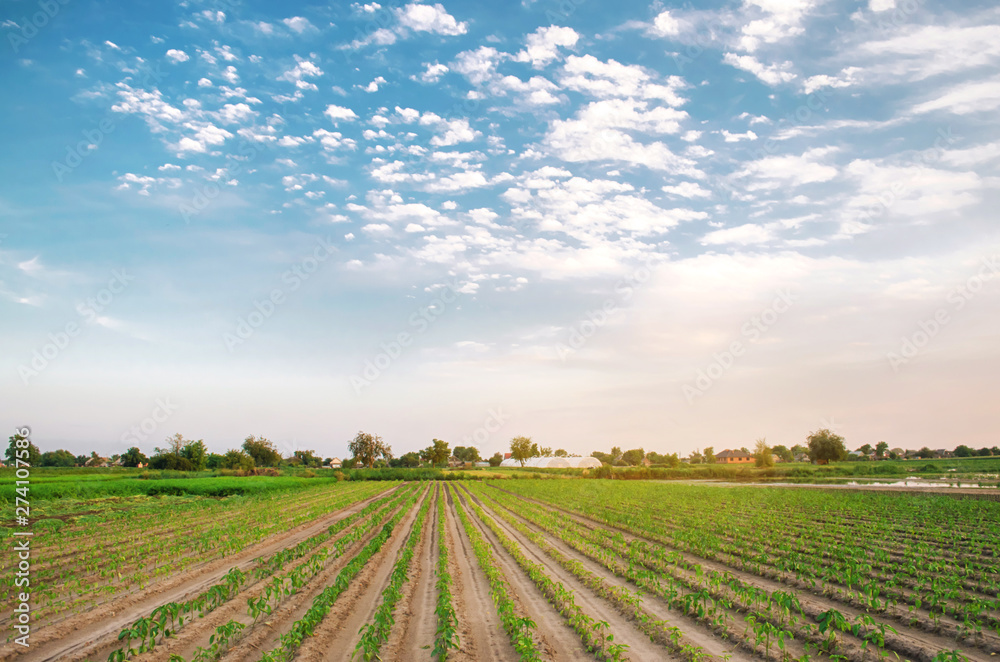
[916,447,935,459]
[399,452,420,468]
[74,454,88,466]
[953,445,973,458]
[771,445,793,463]
[739,447,751,455]
[423,439,451,466]
[875,441,889,458]
[591,451,612,465]
[991,446,1000,456]
[121,446,148,468]
[790,444,808,457]
[858,444,874,456]
[978,447,992,457]
[342,457,358,469]
[539,446,553,457]
[86,451,107,467]
[754,438,774,468]
[293,449,322,467]
[40,449,76,467]
[242,436,282,467]
[510,436,535,467]
[807,429,847,465]
[703,447,716,464]
[554,448,568,457]
[488,452,503,467]
[453,446,481,463]
[181,440,208,470]
[348,431,392,468]
[609,446,623,464]
[688,449,704,465]
[221,449,255,471]
[622,448,645,466]
[206,453,225,470]
[6,433,41,466]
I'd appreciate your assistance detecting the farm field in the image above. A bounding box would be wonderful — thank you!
[3,479,999,662]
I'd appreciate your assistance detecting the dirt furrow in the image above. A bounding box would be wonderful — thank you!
[384,488,439,660]
[452,488,594,661]
[1,486,395,662]
[296,487,428,662]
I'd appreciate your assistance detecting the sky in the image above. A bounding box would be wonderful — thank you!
[1,0,998,461]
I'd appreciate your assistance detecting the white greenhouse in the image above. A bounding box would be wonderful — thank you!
[499,456,602,469]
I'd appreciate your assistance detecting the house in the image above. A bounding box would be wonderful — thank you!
[716,449,753,464]
[935,449,953,459]
[447,456,463,467]
[793,452,810,463]
[504,452,512,460]
[328,457,342,469]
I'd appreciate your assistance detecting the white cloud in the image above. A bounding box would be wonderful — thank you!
[651,10,681,36]
[197,77,212,87]
[802,67,861,94]
[662,181,712,199]
[910,76,1000,116]
[360,76,387,92]
[283,17,316,33]
[701,223,776,245]
[452,47,505,85]
[278,56,323,92]
[869,0,895,10]
[723,53,796,85]
[165,49,189,63]
[516,26,579,68]
[734,147,839,190]
[427,117,480,146]
[395,3,467,36]
[324,104,359,123]
[221,65,239,84]
[416,62,449,83]
[313,129,358,152]
[721,129,758,142]
[560,55,686,105]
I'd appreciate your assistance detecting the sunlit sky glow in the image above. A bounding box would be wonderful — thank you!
[1,0,998,460]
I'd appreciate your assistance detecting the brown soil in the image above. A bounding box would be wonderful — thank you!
[0,486,394,662]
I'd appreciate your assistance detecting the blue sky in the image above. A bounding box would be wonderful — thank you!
[1,0,998,460]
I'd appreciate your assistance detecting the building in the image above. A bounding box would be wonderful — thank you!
[328,457,342,469]
[716,449,753,464]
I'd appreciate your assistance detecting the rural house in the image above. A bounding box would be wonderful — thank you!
[716,449,753,464]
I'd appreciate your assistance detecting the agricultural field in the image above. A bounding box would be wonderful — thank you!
[2,479,999,662]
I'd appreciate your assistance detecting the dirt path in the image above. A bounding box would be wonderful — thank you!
[296,487,429,662]
[383,487,439,660]
[0,486,395,662]
[452,488,594,661]
[490,484,996,662]
[443,486,519,662]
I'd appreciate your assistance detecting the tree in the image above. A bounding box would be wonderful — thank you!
[40,449,76,467]
[74,454,88,466]
[510,436,535,467]
[591,451,612,465]
[858,444,874,456]
[242,436,282,467]
[554,448,568,457]
[688,449,704,465]
[348,431,392,468]
[916,447,935,459]
[121,446,148,468]
[875,441,889,458]
[181,439,208,470]
[489,452,503,467]
[771,445,793,463]
[398,452,421,468]
[423,439,451,466]
[703,447,716,464]
[609,446,623,464]
[453,446,481,463]
[807,429,847,465]
[978,447,992,457]
[292,449,322,467]
[790,444,808,457]
[953,445,973,458]
[6,433,41,466]
[206,453,225,470]
[221,449,255,471]
[754,438,774,468]
[622,448,645,466]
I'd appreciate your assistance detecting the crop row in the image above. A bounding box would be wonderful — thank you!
[434,485,460,660]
